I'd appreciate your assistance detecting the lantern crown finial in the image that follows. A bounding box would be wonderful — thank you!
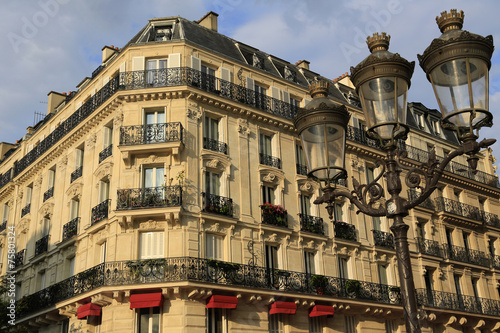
[436,9,464,33]
[366,33,390,53]
[309,80,329,99]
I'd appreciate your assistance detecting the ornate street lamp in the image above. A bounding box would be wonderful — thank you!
[294,10,495,333]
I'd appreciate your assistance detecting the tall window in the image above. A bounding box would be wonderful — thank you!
[416,222,426,240]
[143,167,164,188]
[38,271,46,290]
[309,316,321,333]
[424,269,434,303]
[48,168,56,190]
[144,109,165,143]
[378,264,388,285]
[68,257,75,277]
[103,125,113,149]
[338,257,349,279]
[462,232,470,253]
[75,147,84,170]
[99,179,110,203]
[137,307,160,333]
[147,59,167,85]
[269,313,284,333]
[265,245,279,271]
[255,84,267,109]
[206,234,223,261]
[259,133,273,157]
[304,251,316,275]
[300,194,311,216]
[139,232,164,259]
[42,217,50,236]
[454,274,463,305]
[295,144,305,166]
[366,166,375,183]
[262,185,275,205]
[25,184,33,207]
[204,116,220,141]
[99,242,107,264]
[207,308,226,333]
[201,65,216,91]
[446,229,454,250]
[373,216,381,231]
[334,203,344,222]
[205,171,221,196]
[70,199,80,220]
[472,278,480,300]
[2,204,9,224]
[489,238,496,257]
[345,315,356,333]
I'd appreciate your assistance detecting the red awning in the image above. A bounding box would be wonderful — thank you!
[130,293,163,309]
[269,301,297,315]
[77,303,101,319]
[309,305,335,317]
[206,295,238,309]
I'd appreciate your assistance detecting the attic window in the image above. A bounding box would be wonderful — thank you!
[155,26,172,41]
[284,66,296,82]
[252,53,263,69]
[415,113,424,129]
[431,119,441,136]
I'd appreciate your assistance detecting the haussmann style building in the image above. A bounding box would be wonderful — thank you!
[0,11,500,333]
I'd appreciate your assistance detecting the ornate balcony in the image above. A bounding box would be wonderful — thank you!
[34,235,49,257]
[15,249,25,268]
[416,289,500,316]
[0,168,12,188]
[116,186,182,210]
[483,211,500,229]
[203,137,228,154]
[373,230,394,249]
[0,221,6,232]
[296,163,308,176]
[21,204,30,217]
[17,257,401,319]
[299,214,324,235]
[415,238,443,258]
[62,218,79,241]
[333,221,357,242]
[346,126,380,149]
[43,187,54,202]
[70,166,83,183]
[99,145,113,163]
[435,197,483,222]
[407,189,435,210]
[202,193,233,217]
[443,244,491,267]
[119,122,183,146]
[259,153,281,169]
[91,199,110,226]
[261,204,288,228]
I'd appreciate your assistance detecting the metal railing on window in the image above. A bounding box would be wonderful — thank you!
[259,153,281,169]
[99,145,112,163]
[333,221,357,242]
[434,197,483,222]
[116,186,182,210]
[261,204,288,228]
[92,199,111,226]
[415,238,443,258]
[119,122,184,146]
[43,187,54,202]
[202,192,233,217]
[0,221,6,232]
[34,235,49,257]
[70,166,83,183]
[442,244,491,267]
[62,218,79,241]
[407,189,435,210]
[203,137,228,154]
[299,214,324,235]
[373,230,394,249]
[296,164,308,176]
[15,249,25,268]
[21,204,30,217]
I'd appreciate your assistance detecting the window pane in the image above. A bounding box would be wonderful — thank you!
[156,168,164,187]
[144,168,154,188]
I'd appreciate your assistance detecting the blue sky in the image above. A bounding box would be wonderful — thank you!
[0,0,499,168]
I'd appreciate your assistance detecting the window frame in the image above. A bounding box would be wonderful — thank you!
[136,306,161,333]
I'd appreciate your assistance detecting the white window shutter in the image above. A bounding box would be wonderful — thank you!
[282,91,290,104]
[220,67,231,82]
[119,61,126,73]
[246,77,255,90]
[214,235,223,260]
[153,232,164,258]
[103,127,112,147]
[190,56,201,71]
[168,53,181,68]
[271,87,281,100]
[132,56,145,71]
[206,234,214,259]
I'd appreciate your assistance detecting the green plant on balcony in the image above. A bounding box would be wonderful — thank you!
[126,259,166,279]
[345,279,361,294]
[261,203,287,226]
[310,274,329,294]
[219,204,231,216]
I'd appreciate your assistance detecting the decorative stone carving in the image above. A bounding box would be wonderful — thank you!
[262,173,277,183]
[58,155,68,170]
[237,119,250,135]
[187,103,202,120]
[207,159,220,169]
[66,182,83,199]
[34,174,43,189]
[265,233,279,244]
[39,202,54,218]
[114,112,124,127]
[206,223,224,234]
[94,161,114,183]
[139,220,165,230]
[86,133,97,149]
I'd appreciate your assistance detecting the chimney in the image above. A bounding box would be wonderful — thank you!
[102,45,118,63]
[197,11,218,31]
[296,60,310,70]
[47,91,67,115]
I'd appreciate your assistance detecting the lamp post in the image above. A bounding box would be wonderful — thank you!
[294,10,494,333]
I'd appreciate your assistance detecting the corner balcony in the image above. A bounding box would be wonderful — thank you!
[415,238,443,258]
[21,204,31,217]
[373,230,394,249]
[261,204,288,228]
[299,214,324,235]
[70,166,83,183]
[17,257,401,319]
[119,122,184,166]
[99,145,113,163]
[443,244,491,267]
[435,197,485,224]
[203,137,228,155]
[34,235,49,258]
[333,221,357,242]
[91,199,111,226]
[202,193,233,217]
[15,249,25,267]
[43,187,54,202]
[416,289,500,316]
[117,186,182,211]
[62,217,79,242]
[259,153,281,169]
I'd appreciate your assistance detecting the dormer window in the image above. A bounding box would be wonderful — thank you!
[155,26,172,41]
[415,113,425,129]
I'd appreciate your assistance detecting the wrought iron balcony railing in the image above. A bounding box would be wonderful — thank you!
[443,244,491,267]
[119,122,184,146]
[259,153,281,169]
[34,235,49,257]
[261,204,288,228]
[62,218,79,241]
[116,186,182,210]
[0,221,6,232]
[407,189,435,210]
[299,214,324,235]
[415,238,443,258]
[70,166,83,183]
[373,230,394,249]
[494,255,500,270]
[21,204,30,217]
[43,187,54,202]
[16,257,401,319]
[483,211,500,229]
[416,289,500,316]
[202,193,233,217]
[435,197,483,222]
[91,199,111,226]
[99,145,112,163]
[14,249,25,268]
[296,163,308,176]
[203,137,228,155]
[0,168,12,188]
[334,221,357,242]
[346,126,380,149]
